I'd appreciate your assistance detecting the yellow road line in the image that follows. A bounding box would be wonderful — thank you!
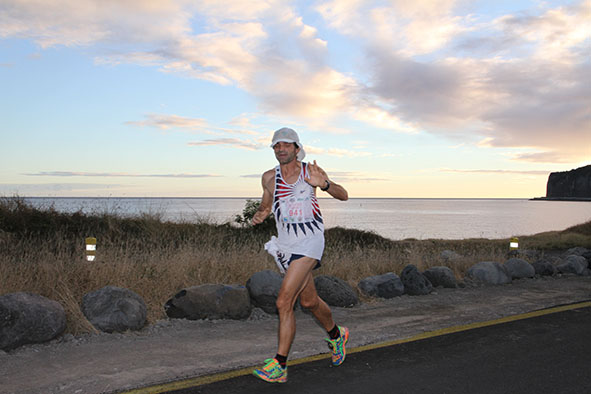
[120,301,591,394]
[346,300,591,356]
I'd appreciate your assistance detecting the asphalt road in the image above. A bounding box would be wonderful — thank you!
[162,304,591,394]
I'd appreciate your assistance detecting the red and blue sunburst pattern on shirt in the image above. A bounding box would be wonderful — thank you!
[273,163,323,237]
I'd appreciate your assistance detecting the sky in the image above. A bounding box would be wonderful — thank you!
[0,0,589,198]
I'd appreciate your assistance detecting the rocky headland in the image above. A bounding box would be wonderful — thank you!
[533,164,591,201]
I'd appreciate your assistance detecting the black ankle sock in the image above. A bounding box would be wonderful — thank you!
[328,325,340,340]
[275,354,287,368]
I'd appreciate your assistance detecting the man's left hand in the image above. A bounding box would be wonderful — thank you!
[306,160,328,188]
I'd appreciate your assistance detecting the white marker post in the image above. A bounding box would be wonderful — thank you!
[85,237,97,261]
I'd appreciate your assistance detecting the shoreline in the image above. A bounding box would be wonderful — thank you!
[13,196,591,241]
[530,197,591,202]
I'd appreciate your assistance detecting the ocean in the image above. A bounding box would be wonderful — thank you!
[23,197,591,241]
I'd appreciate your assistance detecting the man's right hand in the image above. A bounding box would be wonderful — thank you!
[252,170,274,225]
[252,211,266,225]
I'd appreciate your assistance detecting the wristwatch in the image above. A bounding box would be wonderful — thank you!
[320,180,331,191]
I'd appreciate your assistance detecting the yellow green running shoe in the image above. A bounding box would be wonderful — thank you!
[252,358,287,383]
[325,326,349,366]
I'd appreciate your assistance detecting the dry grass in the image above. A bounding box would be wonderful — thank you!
[1,197,590,334]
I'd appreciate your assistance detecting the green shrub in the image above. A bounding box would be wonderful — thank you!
[234,199,276,233]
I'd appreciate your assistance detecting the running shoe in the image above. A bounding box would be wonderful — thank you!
[252,358,288,383]
[325,326,349,366]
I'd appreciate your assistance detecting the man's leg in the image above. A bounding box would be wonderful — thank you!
[299,271,350,367]
[298,274,335,331]
[275,256,318,356]
[253,258,317,383]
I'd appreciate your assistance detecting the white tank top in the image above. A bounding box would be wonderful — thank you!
[272,162,325,260]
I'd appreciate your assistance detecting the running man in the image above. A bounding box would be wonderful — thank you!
[251,127,349,383]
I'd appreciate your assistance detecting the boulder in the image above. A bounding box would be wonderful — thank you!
[0,292,66,351]
[82,286,147,333]
[582,251,591,264]
[557,255,588,275]
[532,259,557,276]
[246,270,283,314]
[358,273,404,299]
[541,254,563,265]
[314,276,359,307]
[401,265,433,295]
[466,262,511,285]
[504,258,535,279]
[423,266,457,288]
[565,247,589,257]
[440,250,463,263]
[164,284,251,320]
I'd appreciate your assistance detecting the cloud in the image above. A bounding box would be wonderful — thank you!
[360,3,590,163]
[2,0,588,165]
[242,170,389,183]
[188,138,264,151]
[316,0,467,55]
[440,168,549,176]
[492,2,591,61]
[126,114,208,131]
[365,51,589,163]
[239,170,388,183]
[0,183,122,193]
[127,113,262,138]
[192,0,275,22]
[476,59,590,158]
[0,0,355,122]
[24,171,221,178]
[508,151,582,164]
[252,66,357,119]
[305,145,372,158]
[352,105,419,134]
[0,0,191,48]
[327,171,390,183]
[229,115,256,128]
[365,50,477,128]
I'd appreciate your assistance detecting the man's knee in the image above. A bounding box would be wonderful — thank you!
[299,295,320,311]
[276,294,294,313]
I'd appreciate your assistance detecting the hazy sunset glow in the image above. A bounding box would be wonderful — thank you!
[1,0,589,198]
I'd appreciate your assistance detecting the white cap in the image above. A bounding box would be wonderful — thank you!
[270,127,306,161]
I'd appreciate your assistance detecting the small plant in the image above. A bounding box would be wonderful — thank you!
[234,199,275,232]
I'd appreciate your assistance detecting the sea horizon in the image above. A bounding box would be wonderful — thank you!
[21,196,538,200]
[15,196,591,241]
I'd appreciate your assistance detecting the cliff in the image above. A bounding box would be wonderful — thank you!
[546,165,591,199]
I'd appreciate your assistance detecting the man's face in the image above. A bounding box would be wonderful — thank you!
[273,141,299,164]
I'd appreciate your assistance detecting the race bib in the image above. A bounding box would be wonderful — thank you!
[279,184,314,224]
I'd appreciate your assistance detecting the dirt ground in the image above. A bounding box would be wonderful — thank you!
[1,275,590,394]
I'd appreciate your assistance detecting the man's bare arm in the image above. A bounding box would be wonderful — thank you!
[306,161,348,201]
[323,180,348,201]
[252,170,275,225]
